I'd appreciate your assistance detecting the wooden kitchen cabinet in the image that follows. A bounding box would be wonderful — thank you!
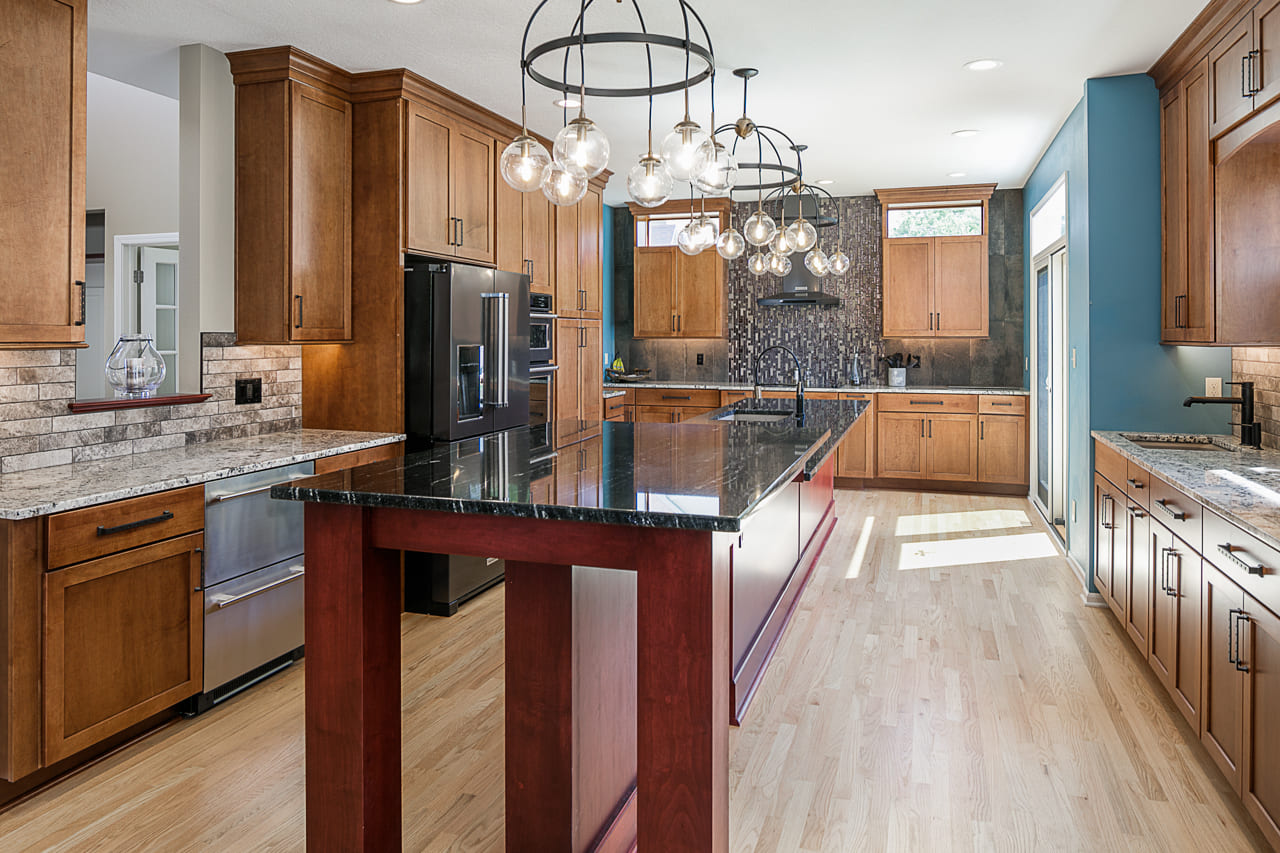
[1149,519,1202,730]
[877,413,927,480]
[405,102,495,265]
[882,239,933,337]
[924,413,978,482]
[230,60,353,344]
[496,160,554,293]
[554,318,602,444]
[556,186,604,320]
[1210,14,1258,138]
[0,0,88,347]
[43,532,204,764]
[1202,560,1247,790]
[881,236,987,338]
[632,246,725,338]
[835,394,876,479]
[977,413,1026,485]
[1242,597,1280,849]
[1094,472,1124,618]
[1123,501,1154,656]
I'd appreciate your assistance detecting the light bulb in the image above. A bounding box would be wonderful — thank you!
[786,218,818,252]
[716,228,746,260]
[694,139,738,196]
[659,118,711,181]
[743,210,776,246]
[767,252,792,277]
[500,135,552,193]
[768,228,796,257]
[626,155,673,208]
[541,160,588,207]
[829,249,850,275]
[553,115,610,178]
[804,248,830,278]
[747,252,769,276]
[676,215,717,256]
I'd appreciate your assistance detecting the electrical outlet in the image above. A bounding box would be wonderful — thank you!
[235,377,262,405]
[1206,377,1223,397]
[696,352,704,366]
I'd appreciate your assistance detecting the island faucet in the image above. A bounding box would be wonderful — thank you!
[1183,381,1262,448]
[753,345,805,417]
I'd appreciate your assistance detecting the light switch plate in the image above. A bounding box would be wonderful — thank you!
[1206,377,1223,397]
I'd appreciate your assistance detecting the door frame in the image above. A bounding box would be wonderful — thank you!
[113,232,179,344]
[1028,175,1069,533]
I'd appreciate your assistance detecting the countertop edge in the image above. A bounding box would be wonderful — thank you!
[1092,431,1280,554]
[605,382,1029,396]
[0,431,405,521]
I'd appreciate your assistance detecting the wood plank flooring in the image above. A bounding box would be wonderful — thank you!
[0,490,1268,851]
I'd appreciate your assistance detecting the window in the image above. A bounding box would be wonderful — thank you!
[885,205,983,238]
[635,213,721,247]
[1030,179,1067,256]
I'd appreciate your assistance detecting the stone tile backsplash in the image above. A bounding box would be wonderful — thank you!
[1233,347,1280,449]
[613,190,1026,389]
[0,332,301,474]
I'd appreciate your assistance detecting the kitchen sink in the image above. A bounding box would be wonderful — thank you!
[716,410,795,424]
[1121,434,1237,452]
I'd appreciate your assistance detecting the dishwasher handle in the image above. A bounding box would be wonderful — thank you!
[208,476,314,504]
[209,564,305,609]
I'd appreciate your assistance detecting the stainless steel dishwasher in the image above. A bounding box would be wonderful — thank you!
[185,460,314,714]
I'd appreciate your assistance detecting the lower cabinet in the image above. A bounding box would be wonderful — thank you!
[977,413,1026,484]
[43,532,204,764]
[1094,472,1126,618]
[1123,500,1153,655]
[877,413,927,479]
[925,413,977,482]
[835,393,875,478]
[554,318,602,444]
[1149,519,1201,729]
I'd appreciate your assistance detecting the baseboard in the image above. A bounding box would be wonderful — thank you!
[834,477,1027,496]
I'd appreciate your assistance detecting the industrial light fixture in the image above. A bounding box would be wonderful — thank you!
[758,179,850,279]
[964,59,1003,72]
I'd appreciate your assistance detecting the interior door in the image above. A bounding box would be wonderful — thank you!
[138,246,180,395]
[1033,246,1067,525]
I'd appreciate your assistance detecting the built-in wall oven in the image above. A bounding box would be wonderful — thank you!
[530,293,555,365]
[529,364,557,428]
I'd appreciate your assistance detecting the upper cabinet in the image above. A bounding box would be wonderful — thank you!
[627,199,728,339]
[1209,0,1280,139]
[405,103,495,265]
[0,0,87,348]
[875,185,994,339]
[496,147,554,293]
[557,184,605,320]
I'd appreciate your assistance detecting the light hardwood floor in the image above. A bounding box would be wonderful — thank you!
[0,490,1268,851]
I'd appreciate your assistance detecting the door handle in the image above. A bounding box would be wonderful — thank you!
[73,280,86,326]
[677,314,681,332]
[447,217,455,246]
[929,313,933,331]
[210,565,305,609]
[294,294,303,329]
[482,292,510,407]
[928,419,932,438]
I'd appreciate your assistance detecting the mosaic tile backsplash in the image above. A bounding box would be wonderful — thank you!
[613,189,1026,389]
[0,333,301,474]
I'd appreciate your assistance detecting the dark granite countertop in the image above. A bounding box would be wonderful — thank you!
[687,397,868,478]
[273,417,841,532]
[1093,431,1280,552]
[604,380,1028,396]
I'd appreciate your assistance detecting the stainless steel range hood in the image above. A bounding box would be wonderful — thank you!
[756,195,842,307]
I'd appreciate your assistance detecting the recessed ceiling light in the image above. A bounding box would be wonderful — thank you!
[952,129,981,138]
[554,97,581,109]
[948,172,967,178]
[964,59,1003,72]
[816,179,834,185]
[388,0,423,4]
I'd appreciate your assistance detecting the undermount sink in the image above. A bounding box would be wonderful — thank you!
[716,410,795,424]
[1121,434,1237,452]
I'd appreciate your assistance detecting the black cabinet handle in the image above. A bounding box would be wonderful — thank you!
[1156,498,1186,521]
[929,313,933,331]
[1219,542,1268,577]
[909,400,945,406]
[980,421,984,440]
[928,419,932,438]
[294,294,303,329]
[937,313,942,330]
[1101,493,1113,530]
[1126,477,1144,490]
[1243,54,1252,99]
[1126,504,1146,519]
[991,401,1013,406]
[1230,609,1251,672]
[1249,49,1262,95]
[662,395,692,401]
[457,218,464,246]
[97,510,174,537]
[920,419,924,438]
[677,314,681,332]
[73,280,86,326]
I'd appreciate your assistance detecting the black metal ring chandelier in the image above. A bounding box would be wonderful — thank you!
[716,68,802,195]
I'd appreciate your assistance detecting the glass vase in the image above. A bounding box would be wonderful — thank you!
[105,335,166,398]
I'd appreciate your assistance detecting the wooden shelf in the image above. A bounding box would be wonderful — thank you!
[67,393,211,414]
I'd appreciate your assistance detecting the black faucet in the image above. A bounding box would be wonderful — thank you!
[1184,381,1262,448]
[753,345,805,418]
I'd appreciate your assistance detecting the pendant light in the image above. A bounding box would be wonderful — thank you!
[785,217,818,253]
[553,112,610,178]
[500,102,553,192]
[829,249,851,275]
[803,247,830,277]
[716,205,745,260]
[767,251,792,276]
[627,85,674,207]
[542,160,589,206]
[747,251,769,276]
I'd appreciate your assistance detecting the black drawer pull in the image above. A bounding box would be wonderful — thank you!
[1126,504,1146,519]
[97,511,174,537]
[1126,477,1144,490]
[1156,498,1186,521]
[990,401,1013,406]
[662,395,692,400]
[909,400,945,406]
[1219,543,1268,577]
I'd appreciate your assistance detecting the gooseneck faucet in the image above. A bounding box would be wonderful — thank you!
[753,345,805,417]
[1184,381,1262,448]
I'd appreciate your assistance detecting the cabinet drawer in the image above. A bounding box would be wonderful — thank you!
[977,395,1027,415]
[605,396,627,419]
[721,390,752,405]
[1203,509,1280,617]
[1094,440,1127,492]
[840,392,875,402]
[1150,475,1203,554]
[1124,459,1151,510]
[47,485,205,570]
[634,388,721,408]
[878,394,977,414]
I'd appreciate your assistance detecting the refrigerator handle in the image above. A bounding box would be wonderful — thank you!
[482,292,510,408]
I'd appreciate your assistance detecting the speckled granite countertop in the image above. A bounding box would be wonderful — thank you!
[0,429,404,520]
[687,397,868,479]
[602,390,627,399]
[604,381,1028,396]
[1093,431,1280,552]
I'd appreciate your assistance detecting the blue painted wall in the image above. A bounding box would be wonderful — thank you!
[602,204,615,369]
[1023,74,1232,578]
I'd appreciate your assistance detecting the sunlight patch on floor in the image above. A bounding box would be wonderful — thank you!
[893,509,1032,537]
[844,515,876,579]
[896,531,1058,571]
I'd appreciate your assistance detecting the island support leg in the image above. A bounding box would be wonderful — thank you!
[304,503,403,852]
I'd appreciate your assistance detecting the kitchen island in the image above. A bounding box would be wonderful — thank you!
[273,406,865,853]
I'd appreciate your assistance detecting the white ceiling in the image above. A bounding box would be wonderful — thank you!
[88,0,1208,204]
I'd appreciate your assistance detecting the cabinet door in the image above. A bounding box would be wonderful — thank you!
[1253,0,1280,114]
[1161,84,1189,342]
[977,414,1025,484]
[452,125,495,265]
[554,319,581,445]
[1123,503,1153,655]
[1109,491,1131,625]
[634,405,677,423]
[634,247,677,338]
[0,0,87,346]
[555,202,580,317]
[1182,60,1215,343]
[1150,521,1202,729]
[578,187,603,320]
[43,533,203,764]
[677,248,725,338]
[1202,561,1245,791]
[877,413,926,479]
[934,236,988,337]
[524,191,554,293]
[882,238,933,337]
[405,103,454,257]
[1094,474,1117,604]
[289,83,352,342]
[580,321,602,422]
[1209,15,1256,139]
[925,413,977,482]
[836,396,875,479]
[1242,598,1280,849]
[495,161,525,275]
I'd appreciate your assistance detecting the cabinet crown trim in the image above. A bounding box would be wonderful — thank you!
[874,184,996,206]
[1149,0,1255,92]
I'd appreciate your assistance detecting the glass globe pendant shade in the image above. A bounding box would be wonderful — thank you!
[768,227,796,257]
[541,160,589,207]
[675,222,700,256]
[677,215,717,256]
[626,155,674,208]
[500,134,552,193]
[694,140,738,196]
[743,210,776,246]
[553,115,610,178]
[786,218,819,252]
[747,252,770,276]
[829,248,851,276]
[716,228,746,260]
[767,252,792,277]
[105,334,166,398]
[804,248,831,278]
[660,118,712,181]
